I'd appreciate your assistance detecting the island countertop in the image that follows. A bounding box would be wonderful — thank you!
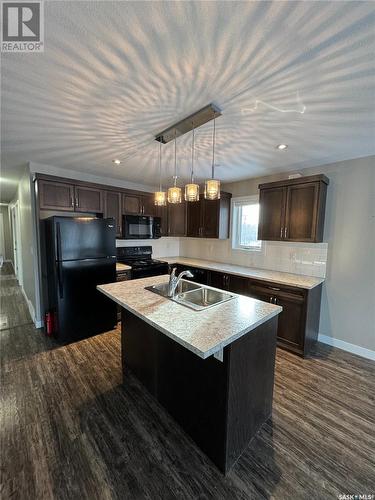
[98,275,282,359]
[160,257,324,289]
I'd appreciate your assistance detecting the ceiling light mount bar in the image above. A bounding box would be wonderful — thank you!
[155,103,222,144]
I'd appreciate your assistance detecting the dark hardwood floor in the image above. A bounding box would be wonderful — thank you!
[1,268,374,499]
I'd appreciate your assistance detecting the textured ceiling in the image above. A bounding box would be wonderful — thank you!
[1,1,375,201]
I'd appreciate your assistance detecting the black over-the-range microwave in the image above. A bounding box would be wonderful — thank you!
[122,214,161,239]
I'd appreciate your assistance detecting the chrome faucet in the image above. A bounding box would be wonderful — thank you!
[168,267,193,297]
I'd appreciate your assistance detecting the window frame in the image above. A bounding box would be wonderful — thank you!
[231,195,263,252]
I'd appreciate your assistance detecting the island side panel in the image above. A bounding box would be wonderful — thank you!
[121,308,229,470]
[121,309,159,396]
[224,316,278,472]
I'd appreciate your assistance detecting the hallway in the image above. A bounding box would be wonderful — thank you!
[0,262,32,331]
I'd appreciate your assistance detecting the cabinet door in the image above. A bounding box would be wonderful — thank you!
[154,205,168,237]
[285,182,319,242]
[168,202,186,237]
[274,292,305,351]
[123,194,142,214]
[173,265,208,285]
[209,271,227,290]
[258,187,286,241]
[186,201,202,237]
[104,191,122,237]
[142,194,156,216]
[75,186,103,213]
[227,275,250,295]
[201,199,219,238]
[39,180,75,211]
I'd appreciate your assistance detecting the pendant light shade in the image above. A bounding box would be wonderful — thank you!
[154,191,167,206]
[154,142,167,206]
[185,183,200,202]
[185,123,200,202]
[168,185,182,204]
[204,179,221,200]
[167,132,182,204]
[204,113,220,200]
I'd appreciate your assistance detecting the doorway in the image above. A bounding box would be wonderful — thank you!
[9,201,23,287]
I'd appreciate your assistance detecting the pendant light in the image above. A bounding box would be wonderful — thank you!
[167,131,182,204]
[184,122,200,202]
[154,141,167,206]
[204,112,220,200]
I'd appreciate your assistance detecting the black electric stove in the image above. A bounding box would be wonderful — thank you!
[116,246,169,279]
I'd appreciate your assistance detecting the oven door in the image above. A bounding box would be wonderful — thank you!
[123,215,153,239]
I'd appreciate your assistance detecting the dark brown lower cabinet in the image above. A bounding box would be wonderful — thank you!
[169,263,322,357]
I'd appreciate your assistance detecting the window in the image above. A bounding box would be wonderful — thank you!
[232,196,262,251]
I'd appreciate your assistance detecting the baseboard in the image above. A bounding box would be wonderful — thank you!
[318,334,375,361]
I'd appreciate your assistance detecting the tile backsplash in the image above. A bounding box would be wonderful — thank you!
[116,237,327,278]
[179,238,328,278]
[116,237,180,258]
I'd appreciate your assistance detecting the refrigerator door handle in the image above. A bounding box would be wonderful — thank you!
[57,262,64,299]
[56,223,64,298]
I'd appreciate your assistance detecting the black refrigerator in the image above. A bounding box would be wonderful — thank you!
[41,216,117,343]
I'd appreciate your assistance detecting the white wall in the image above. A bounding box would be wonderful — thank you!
[116,237,180,258]
[10,170,40,323]
[181,156,375,354]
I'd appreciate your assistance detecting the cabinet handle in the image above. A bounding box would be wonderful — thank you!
[284,227,287,238]
[280,228,283,238]
[75,197,79,207]
[269,287,280,291]
[274,297,277,304]
[71,196,74,207]
[270,296,274,303]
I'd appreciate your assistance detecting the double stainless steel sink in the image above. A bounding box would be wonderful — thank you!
[145,279,235,311]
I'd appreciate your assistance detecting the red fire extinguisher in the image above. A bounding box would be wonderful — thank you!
[45,312,54,336]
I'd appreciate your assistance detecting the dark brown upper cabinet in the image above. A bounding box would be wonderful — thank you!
[104,190,122,237]
[142,194,156,216]
[258,174,329,243]
[168,201,187,237]
[39,180,75,211]
[74,185,103,213]
[186,192,231,239]
[122,193,142,214]
[154,205,168,237]
[122,193,155,215]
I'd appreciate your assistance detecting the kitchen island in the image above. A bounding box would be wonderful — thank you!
[98,275,282,473]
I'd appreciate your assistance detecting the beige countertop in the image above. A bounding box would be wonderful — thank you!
[160,257,324,289]
[98,275,282,359]
[116,262,132,272]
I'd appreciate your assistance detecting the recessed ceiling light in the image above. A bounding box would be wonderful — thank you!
[112,159,121,165]
[276,144,288,151]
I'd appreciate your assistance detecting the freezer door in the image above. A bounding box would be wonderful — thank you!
[55,217,116,261]
[56,257,116,342]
